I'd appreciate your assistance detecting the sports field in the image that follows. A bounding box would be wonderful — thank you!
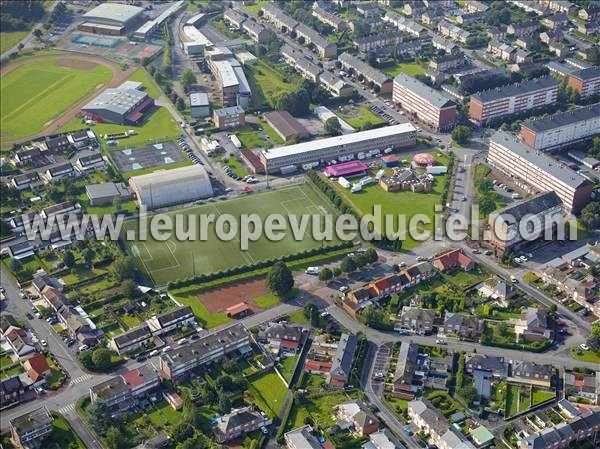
[125,185,339,286]
[1,57,112,141]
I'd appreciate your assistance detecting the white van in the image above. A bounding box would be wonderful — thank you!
[305,267,319,275]
[78,345,89,352]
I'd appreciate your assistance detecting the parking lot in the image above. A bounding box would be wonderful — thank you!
[111,141,187,173]
[371,342,393,394]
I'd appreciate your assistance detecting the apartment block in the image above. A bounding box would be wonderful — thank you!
[214,106,245,129]
[393,73,457,131]
[9,407,53,449]
[487,131,592,213]
[338,52,392,93]
[568,66,600,98]
[469,77,559,123]
[520,103,600,150]
[90,364,160,411]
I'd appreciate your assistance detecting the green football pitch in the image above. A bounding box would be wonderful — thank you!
[1,58,112,142]
[124,185,340,286]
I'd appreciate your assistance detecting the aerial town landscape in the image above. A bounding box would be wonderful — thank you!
[1,1,600,449]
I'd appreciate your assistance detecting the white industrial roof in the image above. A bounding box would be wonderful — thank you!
[190,92,209,107]
[212,60,239,87]
[262,123,416,160]
[181,25,212,46]
[83,3,144,24]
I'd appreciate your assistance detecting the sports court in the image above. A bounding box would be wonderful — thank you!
[125,184,339,286]
[111,141,186,173]
[112,42,162,60]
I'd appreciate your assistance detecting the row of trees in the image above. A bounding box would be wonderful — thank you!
[0,0,45,31]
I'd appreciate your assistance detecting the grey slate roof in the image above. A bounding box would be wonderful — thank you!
[570,66,600,81]
[490,131,589,189]
[330,333,357,378]
[491,191,562,222]
[472,76,558,102]
[339,52,390,85]
[394,73,456,109]
[522,103,600,133]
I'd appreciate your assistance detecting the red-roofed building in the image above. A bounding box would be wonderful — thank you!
[225,302,251,318]
[324,160,369,178]
[23,354,51,383]
[304,359,332,375]
[281,338,301,352]
[433,249,475,272]
[321,440,336,449]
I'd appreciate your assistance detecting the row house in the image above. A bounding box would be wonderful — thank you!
[260,3,298,33]
[510,0,550,16]
[507,20,540,37]
[438,20,471,44]
[432,248,474,272]
[539,267,595,311]
[487,40,517,62]
[520,408,600,449]
[455,11,487,25]
[159,324,251,381]
[466,355,509,377]
[441,312,484,338]
[258,322,306,354]
[429,53,466,72]
[110,324,152,355]
[214,406,272,442]
[509,360,555,388]
[540,29,563,44]
[10,172,43,191]
[432,34,459,54]
[335,400,380,436]
[242,19,272,44]
[1,374,36,408]
[338,52,393,94]
[464,1,489,13]
[542,13,569,30]
[294,23,337,59]
[420,8,444,25]
[383,11,427,38]
[328,333,357,389]
[392,342,419,397]
[397,307,436,335]
[312,4,347,31]
[403,1,426,17]
[90,364,160,413]
[353,31,405,53]
[564,370,600,405]
[579,4,600,21]
[43,162,75,183]
[542,0,575,14]
[146,306,195,336]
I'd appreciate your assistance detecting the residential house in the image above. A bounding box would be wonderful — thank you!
[564,370,600,405]
[438,20,471,44]
[542,13,569,30]
[515,307,553,342]
[1,375,36,408]
[480,278,517,306]
[214,406,271,442]
[421,8,445,25]
[133,431,171,449]
[6,328,36,359]
[392,342,419,397]
[9,407,53,449]
[363,429,405,449]
[540,267,594,307]
[441,313,483,338]
[44,163,74,183]
[23,354,51,384]
[109,324,152,355]
[285,425,324,449]
[397,307,435,335]
[404,261,436,286]
[10,172,42,191]
[90,364,160,412]
[579,5,600,21]
[456,11,487,25]
[577,19,600,35]
[464,1,489,13]
[146,306,195,336]
[466,355,508,377]
[258,322,305,354]
[336,400,380,436]
[488,40,517,62]
[507,21,540,37]
[59,306,99,346]
[328,333,357,388]
[510,360,554,388]
[433,249,474,272]
[74,153,105,173]
[549,41,569,58]
[540,30,563,44]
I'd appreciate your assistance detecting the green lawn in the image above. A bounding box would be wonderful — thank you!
[288,309,310,325]
[532,388,555,405]
[1,57,112,142]
[237,128,269,149]
[0,364,23,380]
[571,347,600,363]
[0,355,14,370]
[244,0,265,15]
[278,354,299,383]
[222,156,249,177]
[330,156,448,250]
[46,413,86,449]
[288,391,354,430]
[0,31,28,54]
[337,106,386,130]
[381,62,426,77]
[249,370,288,417]
[170,287,231,329]
[257,118,285,145]
[505,384,532,417]
[425,390,463,417]
[125,184,340,285]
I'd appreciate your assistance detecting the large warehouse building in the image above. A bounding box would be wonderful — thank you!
[79,3,144,35]
[487,131,592,214]
[81,82,154,125]
[129,165,213,210]
[260,123,417,173]
[520,103,600,150]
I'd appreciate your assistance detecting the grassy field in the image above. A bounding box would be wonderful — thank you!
[330,156,448,250]
[0,31,28,54]
[244,60,301,109]
[278,354,299,383]
[46,413,86,449]
[1,57,112,142]
[337,106,386,130]
[249,370,288,417]
[125,184,339,285]
[381,61,426,77]
[571,347,600,363]
[288,391,354,430]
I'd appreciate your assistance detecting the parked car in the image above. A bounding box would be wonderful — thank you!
[78,345,89,352]
[136,355,147,362]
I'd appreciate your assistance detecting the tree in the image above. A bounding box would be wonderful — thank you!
[172,422,194,443]
[318,267,333,282]
[83,248,95,267]
[87,399,112,434]
[176,97,185,111]
[365,248,378,264]
[266,261,294,296]
[479,197,496,216]
[63,250,75,269]
[105,427,127,449]
[9,258,22,272]
[460,384,478,405]
[218,390,231,413]
[588,321,600,350]
[324,117,342,136]
[340,256,356,273]
[181,69,195,91]
[580,201,600,231]
[333,267,342,277]
[121,279,139,298]
[91,348,112,370]
[451,125,471,145]
[354,254,368,268]
[33,28,42,38]
[112,256,136,281]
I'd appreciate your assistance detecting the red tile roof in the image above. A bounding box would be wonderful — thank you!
[24,354,50,381]
[225,302,250,316]
[434,249,474,270]
[122,368,149,388]
[305,360,332,373]
[371,277,390,293]
[280,338,301,349]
